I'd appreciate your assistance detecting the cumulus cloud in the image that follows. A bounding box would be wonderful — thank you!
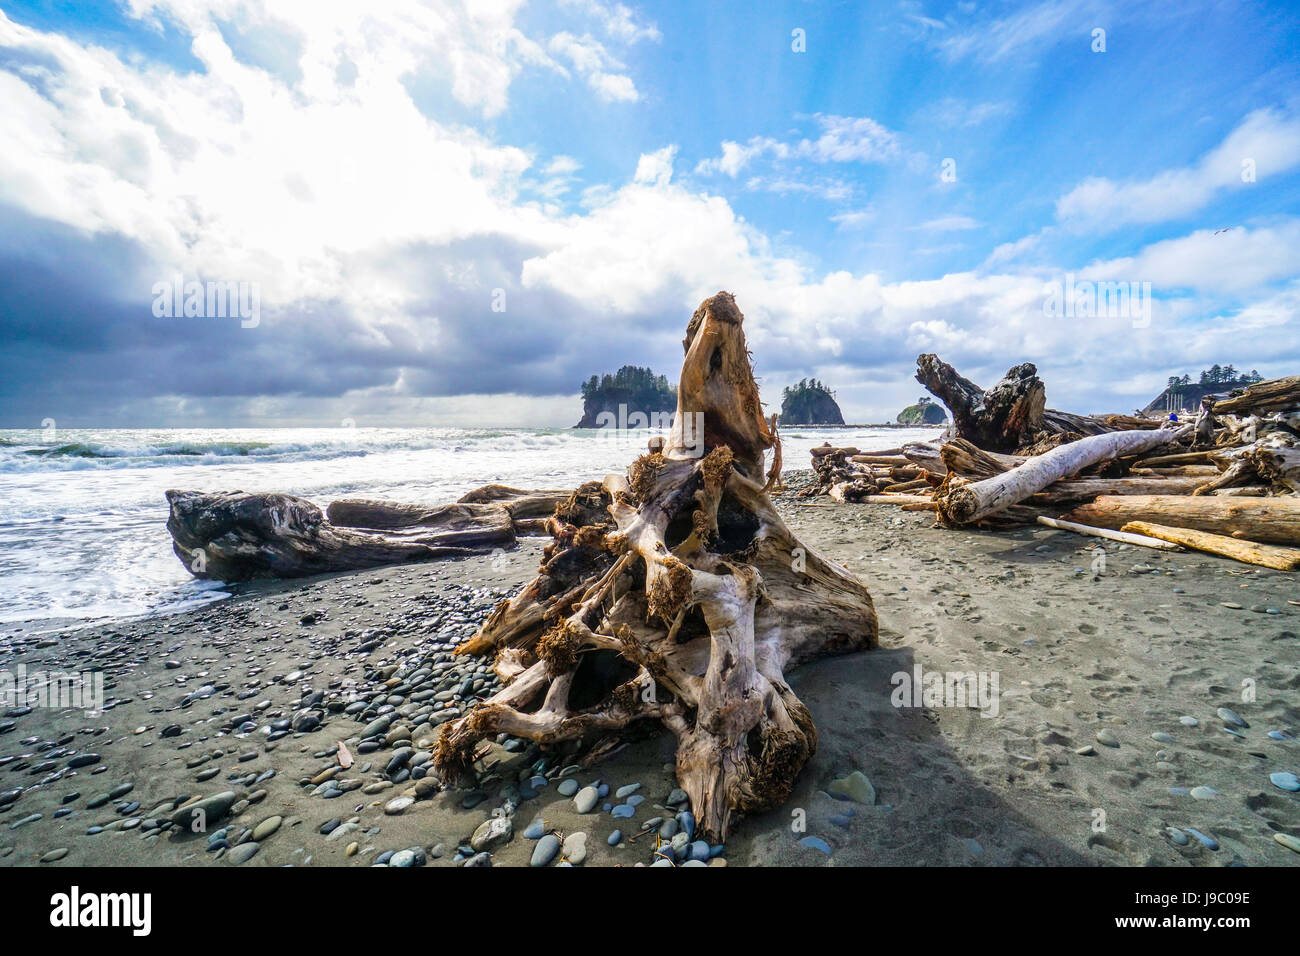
[1056,108,1300,230]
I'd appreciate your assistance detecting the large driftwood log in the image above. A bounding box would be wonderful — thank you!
[1209,375,1300,415]
[1121,521,1300,571]
[1064,495,1300,546]
[915,354,1114,453]
[432,292,878,841]
[935,426,1190,525]
[165,488,551,581]
[1027,475,1205,506]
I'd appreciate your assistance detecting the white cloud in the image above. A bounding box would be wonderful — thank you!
[633,145,677,186]
[1079,221,1300,293]
[913,215,979,232]
[831,208,875,230]
[548,31,639,102]
[940,0,1103,63]
[1055,108,1300,230]
[559,0,661,43]
[918,97,1013,127]
[695,114,905,177]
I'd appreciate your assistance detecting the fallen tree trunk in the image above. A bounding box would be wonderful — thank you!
[432,292,878,841]
[1135,451,1214,468]
[166,490,519,582]
[1028,475,1205,506]
[935,426,1190,525]
[1209,375,1300,415]
[1122,521,1300,571]
[1063,495,1300,546]
[456,485,572,519]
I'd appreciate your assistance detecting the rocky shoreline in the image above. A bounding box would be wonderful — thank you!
[1,472,1298,867]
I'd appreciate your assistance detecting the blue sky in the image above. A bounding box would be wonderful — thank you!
[1,0,1298,426]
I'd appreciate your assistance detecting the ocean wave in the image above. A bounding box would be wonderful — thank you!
[21,440,275,459]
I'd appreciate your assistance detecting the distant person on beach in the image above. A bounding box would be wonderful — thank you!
[1169,412,1179,422]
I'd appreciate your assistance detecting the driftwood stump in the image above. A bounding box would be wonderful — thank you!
[433,292,879,841]
[916,354,1116,453]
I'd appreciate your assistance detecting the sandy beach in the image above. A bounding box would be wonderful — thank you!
[2,470,1296,868]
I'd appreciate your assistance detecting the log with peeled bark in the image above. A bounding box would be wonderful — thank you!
[1121,521,1300,572]
[1130,465,1220,477]
[166,490,522,582]
[1063,495,1300,546]
[431,292,879,842]
[934,425,1191,526]
[1035,515,1184,551]
[915,354,1114,453]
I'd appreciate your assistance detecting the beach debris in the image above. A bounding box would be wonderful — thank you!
[803,356,1298,570]
[431,292,879,842]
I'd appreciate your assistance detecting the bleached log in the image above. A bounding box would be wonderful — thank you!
[1121,521,1300,571]
[1029,475,1205,505]
[1134,451,1213,468]
[900,440,948,474]
[936,426,1191,525]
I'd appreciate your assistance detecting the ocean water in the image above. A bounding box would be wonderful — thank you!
[0,424,939,630]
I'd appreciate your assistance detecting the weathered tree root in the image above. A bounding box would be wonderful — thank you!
[433,292,878,841]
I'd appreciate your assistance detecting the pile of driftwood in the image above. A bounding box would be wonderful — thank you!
[805,355,1300,571]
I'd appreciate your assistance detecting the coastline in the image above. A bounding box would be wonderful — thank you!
[2,471,1297,867]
